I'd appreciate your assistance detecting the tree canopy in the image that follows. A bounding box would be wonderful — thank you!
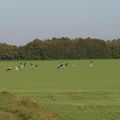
[0,37,120,60]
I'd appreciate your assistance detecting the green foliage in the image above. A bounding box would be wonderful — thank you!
[0,37,120,59]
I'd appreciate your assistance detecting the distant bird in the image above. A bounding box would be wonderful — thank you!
[30,63,33,66]
[24,62,27,67]
[65,62,68,67]
[57,62,64,69]
[15,65,21,71]
[15,66,19,71]
[6,67,12,71]
[89,60,93,67]
[20,63,23,65]
[30,63,38,68]
[34,65,38,67]
[19,63,24,69]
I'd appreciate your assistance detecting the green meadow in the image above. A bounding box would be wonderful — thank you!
[0,60,120,120]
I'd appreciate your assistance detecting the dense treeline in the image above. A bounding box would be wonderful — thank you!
[0,37,120,60]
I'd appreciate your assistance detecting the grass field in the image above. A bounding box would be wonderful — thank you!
[0,60,120,120]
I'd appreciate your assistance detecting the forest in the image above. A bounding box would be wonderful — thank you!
[0,37,120,60]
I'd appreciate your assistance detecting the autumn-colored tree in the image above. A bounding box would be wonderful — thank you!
[0,37,119,60]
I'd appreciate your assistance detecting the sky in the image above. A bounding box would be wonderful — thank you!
[0,0,120,45]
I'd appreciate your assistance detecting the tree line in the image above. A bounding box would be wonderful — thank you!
[0,37,120,60]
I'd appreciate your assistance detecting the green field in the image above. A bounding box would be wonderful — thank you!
[0,60,120,120]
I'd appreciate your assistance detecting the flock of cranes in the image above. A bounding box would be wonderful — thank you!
[5,60,93,72]
[6,62,38,71]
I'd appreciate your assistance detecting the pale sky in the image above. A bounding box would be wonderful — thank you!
[0,0,120,45]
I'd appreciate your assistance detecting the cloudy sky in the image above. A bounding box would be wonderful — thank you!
[0,0,120,45]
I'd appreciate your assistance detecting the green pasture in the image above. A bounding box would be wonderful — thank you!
[0,60,120,120]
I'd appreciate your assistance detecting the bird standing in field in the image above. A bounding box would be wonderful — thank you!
[6,67,12,71]
[89,60,93,67]
[57,61,64,70]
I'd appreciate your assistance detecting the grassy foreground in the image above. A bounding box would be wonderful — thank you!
[0,60,120,120]
[0,90,62,120]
